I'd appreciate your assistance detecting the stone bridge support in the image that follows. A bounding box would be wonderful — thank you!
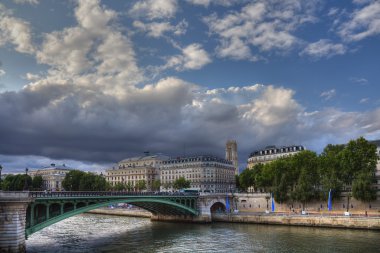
[151,194,233,223]
[0,192,32,253]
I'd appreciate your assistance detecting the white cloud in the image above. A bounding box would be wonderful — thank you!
[187,0,241,7]
[350,77,368,85]
[12,0,39,4]
[0,7,35,54]
[320,89,336,100]
[301,39,347,59]
[133,19,188,38]
[360,98,369,104]
[34,0,143,96]
[165,43,212,71]
[204,0,319,60]
[0,69,5,77]
[338,1,380,41]
[129,0,178,20]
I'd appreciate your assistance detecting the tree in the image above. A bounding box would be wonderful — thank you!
[173,177,191,190]
[289,151,320,209]
[32,175,44,190]
[135,180,147,191]
[238,169,254,192]
[319,144,345,200]
[114,182,126,191]
[341,137,377,185]
[352,172,377,202]
[62,170,86,191]
[152,180,161,191]
[1,174,32,191]
[63,170,108,191]
[235,174,241,191]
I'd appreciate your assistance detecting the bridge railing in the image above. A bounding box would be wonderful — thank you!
[28,191,199,198]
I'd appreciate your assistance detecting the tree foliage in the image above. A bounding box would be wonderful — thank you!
[237,137,378,204]
[62,170,108,191]
[32,175,44,190]
[1,174,32,191]
[173,177,191,189]
[152,180,161,191]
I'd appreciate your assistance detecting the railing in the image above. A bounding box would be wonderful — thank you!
[28,191,200,198]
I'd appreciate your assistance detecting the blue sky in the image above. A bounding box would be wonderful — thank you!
[0,0,379,173]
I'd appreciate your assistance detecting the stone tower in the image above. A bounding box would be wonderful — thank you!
[225,140,239,175]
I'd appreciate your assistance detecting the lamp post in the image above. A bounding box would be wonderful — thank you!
[23,167,29,191]
[0,164,2,182]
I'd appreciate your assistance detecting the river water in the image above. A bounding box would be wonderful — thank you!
[26,214,380,253]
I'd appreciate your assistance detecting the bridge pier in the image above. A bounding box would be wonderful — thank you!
[0,192,32,253]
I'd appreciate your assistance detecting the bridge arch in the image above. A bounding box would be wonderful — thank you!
[210,202,226,213]
[26,198,198,237]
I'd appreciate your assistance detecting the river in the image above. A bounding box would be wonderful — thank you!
[26,214,380,253]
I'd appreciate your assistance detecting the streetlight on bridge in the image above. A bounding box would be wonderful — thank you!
[23,167,29,191]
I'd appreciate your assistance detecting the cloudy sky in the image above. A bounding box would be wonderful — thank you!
[0,0,380,173]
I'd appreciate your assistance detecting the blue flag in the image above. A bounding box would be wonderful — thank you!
[328,189,332,211]
[226,193,230,212]
[271,193,275,212]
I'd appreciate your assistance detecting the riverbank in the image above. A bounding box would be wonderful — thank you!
[212,213,380,230]
[88,208,380,230]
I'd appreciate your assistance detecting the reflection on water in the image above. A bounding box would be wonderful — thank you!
[27,214,380,253]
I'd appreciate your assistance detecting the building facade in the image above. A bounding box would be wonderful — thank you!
[369,140,380,195]
[28,164,74,191]
[247,145,306,169]
[160,155,236,193]
[225,140,239,175]
[105,154,168,191]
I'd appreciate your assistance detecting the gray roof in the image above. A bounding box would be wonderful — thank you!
[119,154,169,163]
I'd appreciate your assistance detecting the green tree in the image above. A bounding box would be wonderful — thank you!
[62,170,86,191]
[319,144,345,200]
[32,175,44,190]
[270,158,293,203]
[1,174,32,191]
[341,137,378,185]
[125,182,133,191]
[152,179,161,191]
[173,177,191,190]
[341,137,378,202]
[114,182,126,191]
[352,172,377,202]
[135,180,147,191]
[235,174,241,191]
[238,168,254,192]
[290,151,320,209]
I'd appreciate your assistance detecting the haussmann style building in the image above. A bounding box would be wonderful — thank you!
[105,154,168,191]
[247,145,306,169]
[28,163,74,191]
[160,155,236,193]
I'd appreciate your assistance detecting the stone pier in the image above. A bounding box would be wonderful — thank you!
[0,192,32,253]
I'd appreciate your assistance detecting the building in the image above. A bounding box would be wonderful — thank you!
[28,164,74,191]
[225,140,239,175]
[369,140,380,194]
[105,154,168,191]
[247,145,306,169]
[160,155,236,193]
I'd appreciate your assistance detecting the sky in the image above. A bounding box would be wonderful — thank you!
[0,0,380,173]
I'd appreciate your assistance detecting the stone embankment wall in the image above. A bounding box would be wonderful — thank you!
[235,193,380,215]
[87,208,151,218]
[212,214,380,230]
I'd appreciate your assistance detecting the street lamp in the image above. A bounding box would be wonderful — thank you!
[23,167,29,191]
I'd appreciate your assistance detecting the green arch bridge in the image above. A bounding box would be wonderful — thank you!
[26,191,199,237]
